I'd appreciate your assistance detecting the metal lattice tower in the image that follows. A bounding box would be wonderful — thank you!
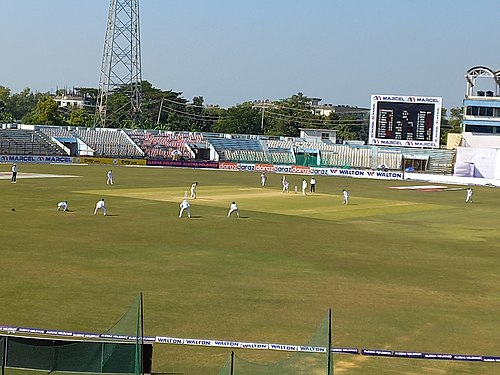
[95,0,142,127]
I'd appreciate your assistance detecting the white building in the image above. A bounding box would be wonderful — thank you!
[299,128,336,144]
[53,94,86,108]
[455,66,500,179]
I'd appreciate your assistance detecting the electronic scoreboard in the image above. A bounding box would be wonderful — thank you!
[369,95,442,148]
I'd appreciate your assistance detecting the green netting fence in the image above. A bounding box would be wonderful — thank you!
[1,336,5,375]
[218,311,333,375]
[295,153,320,167]
[2,336,139,373]
[0,293,149,375]
[105,293,144,375]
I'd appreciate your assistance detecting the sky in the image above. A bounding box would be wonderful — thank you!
[2,0,500,111]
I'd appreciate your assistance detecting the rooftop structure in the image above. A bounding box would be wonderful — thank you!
[463,66,500,134]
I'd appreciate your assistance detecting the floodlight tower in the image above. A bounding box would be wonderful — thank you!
[95,0,142,127]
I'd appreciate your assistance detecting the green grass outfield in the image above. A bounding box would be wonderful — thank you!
[1,163,500,375]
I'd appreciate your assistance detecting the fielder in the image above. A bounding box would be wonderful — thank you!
[94,198,107,216]
[106,170,114,185]
[190,182,198,199]
[261,172,267,187]
[301,179,307,196]
[227,201,240,218]
[342,189,349,205]
[57,201,69,212]
[179,198,191,218]
[465,187,473,203]
[282,176,289,193]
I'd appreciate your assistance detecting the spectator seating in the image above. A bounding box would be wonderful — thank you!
[265,140,296,165]
[71,128,143,158]
[0,129,67,156]
[3,125,456,173]
[126,130,207,159]
[205,135,266,162]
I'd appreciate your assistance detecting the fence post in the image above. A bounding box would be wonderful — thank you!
[2,336,8,375]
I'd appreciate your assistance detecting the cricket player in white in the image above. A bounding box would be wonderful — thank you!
[466,187,473,203]
[301,179,307,195]
[190,182,198,199]
[94,198,107,215]
[342,189,349,205]
[57,201,68,211]
[179,198,191,218]
[227,201,240,218]
[106,170,113,185]
[261,172,267,187]
[282,176,289,193]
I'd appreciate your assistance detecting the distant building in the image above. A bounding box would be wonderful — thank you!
[53,94,86,108]
[309,98,369,117]
[454,66,500,179]
[255,97,369,118]
[462,66,500,134]
[299,128,336,143]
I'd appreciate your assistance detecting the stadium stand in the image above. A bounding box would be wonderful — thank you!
[0,128,67,156]
[1,124,456,174]
[204,134,268,162]
[264,139,454,171]
[126,130,207,159]
[265,140,296,165]
[38,126,143,158]
[321,147,372,168]
[39,126,75,138]
[71,128,143,158]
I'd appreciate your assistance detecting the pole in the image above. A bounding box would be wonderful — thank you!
[402,156,405,180]
[230,351,234,375]
[261,107,265,134]
[140,292,144,375]
[156,98,164,125]
[2,336,7,375]
[327,308,333,375]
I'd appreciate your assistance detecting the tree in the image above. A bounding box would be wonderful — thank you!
[0,86,14,123]
[183,96,218,132]
[449,107,463,132]
[326,111,368,142]
[98,81,191,129]
[7,87,42,121]
[23,96,66,125]
[104,90,133,128]
[264,93,317,136]
[440,107,463,145]
[0,100,13,123]
[212,102,261,134]
[334,122,357,141]
[256,93,368,140]
[68,107,93,127]
[0,86,11,103]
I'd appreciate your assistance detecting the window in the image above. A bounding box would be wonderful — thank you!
[467,106,497,117]
[464,125,495,133]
